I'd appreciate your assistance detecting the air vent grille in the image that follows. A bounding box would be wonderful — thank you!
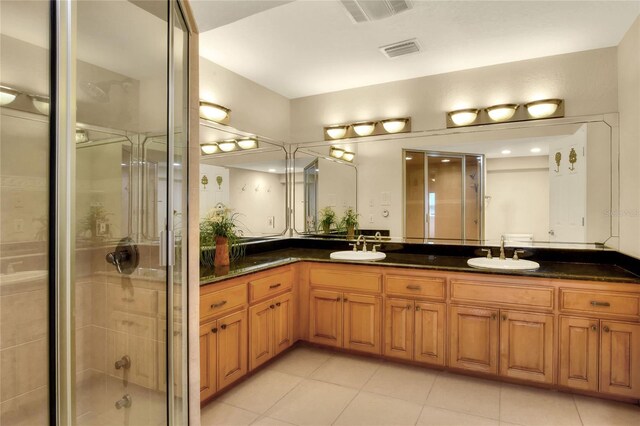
[380,39,421,59]
[341,0,413,23]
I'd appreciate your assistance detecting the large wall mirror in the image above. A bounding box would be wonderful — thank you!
[200,120,288,239]
[293,118,618,249]
[293,145,357,236]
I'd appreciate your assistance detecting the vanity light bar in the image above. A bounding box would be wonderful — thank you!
[199,100,231,124]
[323,117,411,141]
[446,99,564,128]
[330,146,355,162]
[200,138,260,155]
[0,83,51,115]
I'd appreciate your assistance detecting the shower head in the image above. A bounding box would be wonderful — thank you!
[80,79,133,103]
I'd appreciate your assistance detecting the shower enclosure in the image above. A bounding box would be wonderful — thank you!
[0,1,190,424]
[404,151,484,241]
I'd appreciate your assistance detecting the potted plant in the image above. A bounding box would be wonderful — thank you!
[200,204,240,267]
[340,207,359,240]
[79,206,112,240]
[318,207,337,234]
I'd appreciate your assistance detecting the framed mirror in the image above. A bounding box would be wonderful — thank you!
[199,120,288,239]
[293,145,357,237]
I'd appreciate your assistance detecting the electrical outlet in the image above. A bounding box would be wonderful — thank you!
[14,219,24,233]
[369,214,374,223]
[267,216,275,228]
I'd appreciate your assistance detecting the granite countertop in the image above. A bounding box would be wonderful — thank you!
[200,247,640,286]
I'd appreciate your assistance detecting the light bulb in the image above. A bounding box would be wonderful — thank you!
[526,99,561,118]
[31,95,50,115]
[218,140,237,152]
[342,151,355,162]
[201,144,218,154]
[330,147,345,158]
[0,86,18,106]
[353,122,375,136]
[326,126,348,139]
[381,119,407,133]
[486,104,518,121]
[237,138,257,149]
[75,129,88,144]
[448,109,479,126]
[199,101,230,122]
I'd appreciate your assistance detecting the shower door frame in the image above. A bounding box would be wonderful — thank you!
[51,1,191,424]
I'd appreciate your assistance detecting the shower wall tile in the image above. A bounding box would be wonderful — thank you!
[0,338,47,402]
[0,283,47,349]
[0,386,47,426]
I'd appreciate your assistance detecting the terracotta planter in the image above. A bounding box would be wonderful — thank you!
[214,236,230,267]
[346,225,355,240]
[322,223,331,234]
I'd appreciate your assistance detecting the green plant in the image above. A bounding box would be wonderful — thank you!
[340,207,359,230]
[79,206,112,238]
[199,204,246,263]
[318,206,337,232]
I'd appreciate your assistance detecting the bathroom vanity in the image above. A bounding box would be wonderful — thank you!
[198,242,640,406]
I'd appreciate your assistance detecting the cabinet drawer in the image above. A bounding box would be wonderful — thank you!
[107,284,158,315]
[310,268,381,293]
[560,289,640,318]
[450,280,553,310]
[200,284,247,321]
[249,270,293,302]
[385,275,445,300]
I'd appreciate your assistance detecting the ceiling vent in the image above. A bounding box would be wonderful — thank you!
[379,38,421,59]
[340,0,413,23]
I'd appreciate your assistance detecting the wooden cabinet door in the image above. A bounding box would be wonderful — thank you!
[384,298,414,360]
[499,310,554,384]
[199,320,217,401]
[449,305,499,374]
[344,293,382,354]
[309,289,342,347]
[217,310,248,390]
[249,300,274,371]
[415,302,446,366]
[559,316,599,391]
[274,292,294,355]
[600,321,640,398]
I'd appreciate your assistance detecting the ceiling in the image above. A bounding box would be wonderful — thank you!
[197,0,640,99]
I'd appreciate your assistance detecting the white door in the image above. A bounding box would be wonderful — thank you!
[548,125,587,242]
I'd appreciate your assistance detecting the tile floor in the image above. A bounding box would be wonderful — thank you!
[201,346,640,426]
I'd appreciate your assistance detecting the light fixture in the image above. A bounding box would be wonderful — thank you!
[448,109,479,126]
[31,95,50,115]
[352,122,375,136]
[526,99,561,118]
[342,151,355,162]
[0,86,18,106]
[501,149,511,155]
[268,168,277,173]
[486,104,518,121]
[325,125,348,139]
[381,118,408,133]
[199,100,230,122]
[218,140,237,152]
[405,156,413,161]
[75,129,88,144]
[330,146,345,159]
[201,144,219,154]
[237,138,258,150]
[441,159,450,163]
[530,147,541,153]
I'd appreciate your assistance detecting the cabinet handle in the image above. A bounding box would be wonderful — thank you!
[270,304,275,309]
[343,297,348,302]
[211,327,218,333]
[269,283,282,289]
[591,324,598,332]
[406,304,412,310]
[502,315,507,321]
[336,297,341,302]
[406,285,421,290]
[276,302,281,307]
[211,300,227,309]
[603,325,610,333]
[590,301,610,307]
[491,313,497,320]
[220,324,227,330]
[415,306,421,311]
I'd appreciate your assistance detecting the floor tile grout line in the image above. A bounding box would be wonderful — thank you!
[571,394,586,426]
[330,386,362,426]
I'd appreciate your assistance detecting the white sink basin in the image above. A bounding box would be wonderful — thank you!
[467,257,540,271]
[330,251,386,261]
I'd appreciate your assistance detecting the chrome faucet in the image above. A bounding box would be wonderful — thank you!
[356,234,367,252]
[374,231,382,241]
[499,235,506,260]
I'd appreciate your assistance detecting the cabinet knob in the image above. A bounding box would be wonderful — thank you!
[270,304,275,309]
[406,304,412,310]
[343,298,348,302]
[415,306,421,311]
[502,315,507,321]
[211,327,218,333]
[220,324,227,330]
[591,324,598,332]
[491,314,497,320]
[276,302,281,307]
[336,297,341,302]
[603,325,610,333]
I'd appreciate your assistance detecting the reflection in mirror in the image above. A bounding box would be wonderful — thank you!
[294,147,357,236]
[200,122,288,238]
[399,122,613,247]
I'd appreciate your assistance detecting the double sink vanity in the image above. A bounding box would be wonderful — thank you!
[198,238,640,406]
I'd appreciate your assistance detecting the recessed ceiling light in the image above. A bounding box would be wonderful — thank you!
[441,159,450,163]
[501,149,511,155]
[405,156,413,161]
[530,147,541,153]
[268,168,277,173]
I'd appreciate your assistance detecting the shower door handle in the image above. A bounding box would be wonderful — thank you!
[160,230,175,267]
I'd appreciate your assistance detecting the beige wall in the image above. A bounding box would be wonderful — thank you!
[290,48,618,143]
[617,17,640,258]
[199,57,290,142]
